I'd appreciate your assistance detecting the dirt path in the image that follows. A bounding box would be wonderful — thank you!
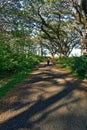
[0,62,87,130]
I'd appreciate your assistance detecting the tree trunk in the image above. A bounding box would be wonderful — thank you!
[81,37,87,55]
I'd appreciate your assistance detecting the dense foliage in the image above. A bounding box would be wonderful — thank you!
[0,0,87,57]
[57,55,87,79]
[0,53,44,99]
[0,49,44,73]
[0,0,87,99]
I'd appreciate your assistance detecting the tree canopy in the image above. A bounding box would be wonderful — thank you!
[0,0,87,57]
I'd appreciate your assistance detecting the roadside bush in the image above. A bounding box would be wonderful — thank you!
[0,50,45,74]
[0,52,45,99]
[57,55,87,79]
[72,55,87,79]
[57,57,73,68]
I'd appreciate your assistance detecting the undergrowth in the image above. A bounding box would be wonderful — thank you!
[57,55,87,80]
[0,55,45,99]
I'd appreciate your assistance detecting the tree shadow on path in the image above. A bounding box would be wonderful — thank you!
[0,63,87,130]
[0,82,81,129]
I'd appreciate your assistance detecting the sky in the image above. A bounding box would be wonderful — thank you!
[45,48,82,57]
[70,48,81,56]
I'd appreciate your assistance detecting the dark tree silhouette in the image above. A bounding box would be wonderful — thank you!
[82,0,87,16]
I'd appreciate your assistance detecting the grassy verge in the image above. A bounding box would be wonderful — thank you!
[0,67,34,99]
[57,55,87,80]
[0,56,45,99]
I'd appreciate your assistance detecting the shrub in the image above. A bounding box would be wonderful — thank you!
[57,55,87,79]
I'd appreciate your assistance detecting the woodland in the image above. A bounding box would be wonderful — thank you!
[0,0,87,98]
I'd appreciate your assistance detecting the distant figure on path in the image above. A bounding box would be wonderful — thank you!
[47,57,50,66]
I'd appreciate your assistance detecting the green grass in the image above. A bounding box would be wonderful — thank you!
[0,67,34,99]
[0,55,45,99]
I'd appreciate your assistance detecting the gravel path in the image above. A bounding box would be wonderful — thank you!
[0,62,87,130]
